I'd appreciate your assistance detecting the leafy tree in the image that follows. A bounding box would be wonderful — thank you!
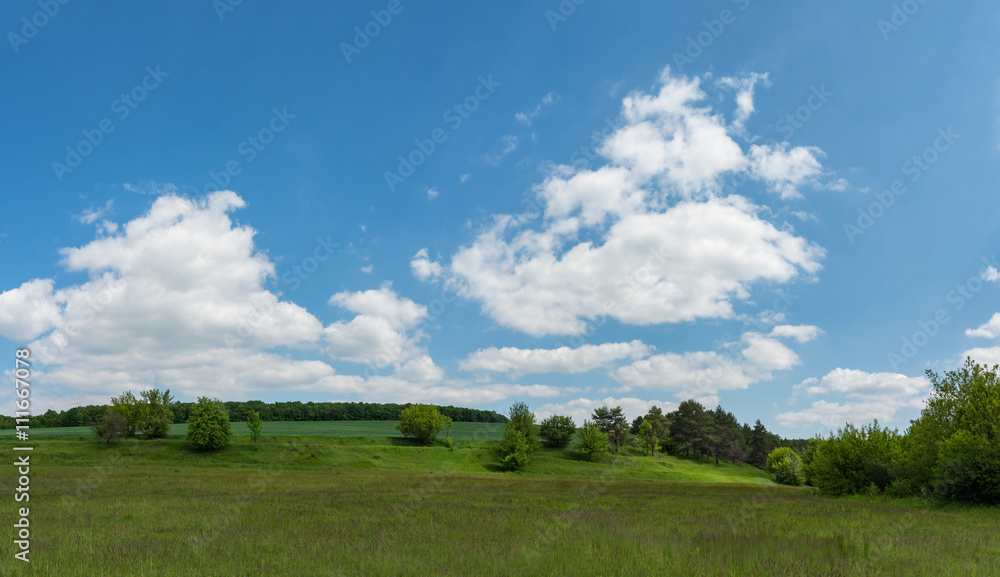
[138,388,173,439]
[539,415,576,448]
[575,420,609,462]
[91,411,128,446]
[109,391,145,438]
[246,409,264,447]
[494,427,530,471]
[767,446,805,485]
[186,397,233,451]
[807,421,902,496]
[592,406,629,453]
[506,402,540,452]
[396,404,451,444]
[904,359,1000,503]
[638,406,669,457]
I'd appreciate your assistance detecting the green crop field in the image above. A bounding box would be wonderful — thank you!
[2,433,998,576]
[0,420,507,440]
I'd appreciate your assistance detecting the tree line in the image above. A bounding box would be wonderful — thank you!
[2,400,507,429]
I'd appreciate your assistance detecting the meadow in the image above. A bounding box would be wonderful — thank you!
[2,426,998,576]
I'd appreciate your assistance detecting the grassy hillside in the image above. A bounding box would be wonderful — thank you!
[2,435,997,576]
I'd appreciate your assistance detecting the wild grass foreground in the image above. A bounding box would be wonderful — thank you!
[2,434,998,576]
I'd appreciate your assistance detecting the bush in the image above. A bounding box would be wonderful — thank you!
[494,427,530,471]
[186,397,232,451]
[575,420,609,462]
[932,430,1000,505]
[396,404,450,445]
[767,446,805,486]
[539,415,576,448]
[91,411,128,446]
[807,422,902,496]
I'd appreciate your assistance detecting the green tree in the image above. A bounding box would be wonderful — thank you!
[506,402,540,452]
[638,406,669,457]
[808,421,902,496]
[91,411,128,446]
[186,397,233,451]
[748,419,772,468]
[539,414,576,448]
[109,391,144,438]
[138,388,174,439]
[246,409,264,447]
[396,404,451,444]
[710,406,746,464]
[669,400,712,459]
[494,427,530,471]
[905,359,1000,503]
[592,406,629,453]
[575,420,610,462]
[767,446,805,485]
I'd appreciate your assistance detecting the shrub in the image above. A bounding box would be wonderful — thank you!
[767,446,805,486]
[807,422,902,496]
[186,397,233,451]
[396,404,450,444]
[494,427,530,471]
[539,415,576,448]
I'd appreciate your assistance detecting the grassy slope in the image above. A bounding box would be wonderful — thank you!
[2,434,998,576]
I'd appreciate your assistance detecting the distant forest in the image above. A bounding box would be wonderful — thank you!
[1,400,508,429]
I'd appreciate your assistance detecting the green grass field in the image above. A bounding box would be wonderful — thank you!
[0,420,507,440]
[2,430,998,576]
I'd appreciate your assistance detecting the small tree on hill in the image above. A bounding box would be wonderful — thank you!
[246,409,264,447]
[186,397,232,451]
[575,420,609,462]
[396,404,450,444]
[539,415,576,448]
[109,391,144,438]
[494,427,530,471]
[592,406,629,453]
[92,411,128,446]
[506,402,540,451]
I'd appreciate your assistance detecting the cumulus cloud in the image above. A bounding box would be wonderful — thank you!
[612,330,812,402]
[324,285,428,367]
[410,248,443,281]
[432,67,827,337]
[459,340,651,377]
[777,369,928,428]
[718,72,770,132]
[769,324,823,343]
[747,143,824,199]
[966,313,1000,339]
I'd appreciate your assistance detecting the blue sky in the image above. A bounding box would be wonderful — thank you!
[2,1,1000,436]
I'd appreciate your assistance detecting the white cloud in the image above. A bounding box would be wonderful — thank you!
[324,285,428,367]
[983,267,1000,283]
[483,135,519,166]
[410,248,443,281]
[361,265,374,274]
[434,67,827,337]
[0,279,64,341]
[718,72,770,131]
[74,199,114,225]
[459,340,651,377]
[769,324,823,343]
[966,313,1000,339]
[535,396,677,426]
[427,187,439,199]
[777,368,928,428]
[459,174,471,184]
[747,143,824,199]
